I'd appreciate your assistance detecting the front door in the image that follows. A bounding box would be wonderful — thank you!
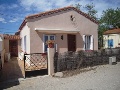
[9,40,18,57]
[67,34,76,52]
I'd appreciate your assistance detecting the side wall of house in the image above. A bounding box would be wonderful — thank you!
[20,24,30,54]
[0,35,5,67]
[103,34,120,48]
[73,11,98,50]
[4,39,9,53]
[18,40,21,53]
[27,9,98,53]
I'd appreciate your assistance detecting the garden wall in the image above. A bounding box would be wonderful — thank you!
[54,48,120,72]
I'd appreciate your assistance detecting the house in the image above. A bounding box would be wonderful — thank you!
[0,34,5,68]
[16,6,98,56]
[0,34,20,74]
[0,34,4,68]
[3,34,20,58]
[103,28,120,48]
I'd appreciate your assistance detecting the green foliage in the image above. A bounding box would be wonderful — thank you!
[75,3,82,10]
[100,8,120,29]
[75,3,120,49]
[98,8,120,48]
[84,3,97,20]
[75,3,98,20]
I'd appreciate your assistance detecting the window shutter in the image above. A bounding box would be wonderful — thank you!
[83,35,85,50]
[90,35,93,50]
[55,44,57,52]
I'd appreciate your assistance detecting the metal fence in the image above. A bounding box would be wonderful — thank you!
[54,48,120,72]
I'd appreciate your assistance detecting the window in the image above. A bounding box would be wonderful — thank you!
[70,15,75,21]
[85,35,91,50]
[83,35,93,50]
[24,36,27,52]
[44,35,55,52]
[108,39,113,48]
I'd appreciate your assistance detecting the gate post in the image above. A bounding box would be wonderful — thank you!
[47,48,55,76]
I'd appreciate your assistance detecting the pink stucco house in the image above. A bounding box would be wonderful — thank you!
[16,6,98,55]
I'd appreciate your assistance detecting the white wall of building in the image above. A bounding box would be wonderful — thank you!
[103,34,120,48]
[20,23,30,54]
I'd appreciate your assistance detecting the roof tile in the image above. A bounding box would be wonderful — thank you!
[103,28,120,35]
[4,35,20,40]
[18,6,98,34]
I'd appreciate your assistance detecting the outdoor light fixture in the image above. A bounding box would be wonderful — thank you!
[61,35,63,40]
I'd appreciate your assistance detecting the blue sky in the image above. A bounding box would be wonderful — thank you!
[0,0,120,34]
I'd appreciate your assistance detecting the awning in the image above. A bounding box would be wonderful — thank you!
[35,28,79,33]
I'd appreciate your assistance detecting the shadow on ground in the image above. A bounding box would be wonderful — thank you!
[25,69,48,78]
[0,57,48,89]
[0,57,23,89]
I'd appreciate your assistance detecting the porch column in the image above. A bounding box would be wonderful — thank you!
[47,48,55,76]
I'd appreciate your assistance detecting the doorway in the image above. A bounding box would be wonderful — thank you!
[9,40,18,57]
[67,34,76,52]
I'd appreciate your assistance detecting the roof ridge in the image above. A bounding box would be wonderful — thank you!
[17,6,98,34]
[25,6,73,19]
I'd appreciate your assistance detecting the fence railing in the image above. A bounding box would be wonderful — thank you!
[54,48,120,72]
[24,53,47,71]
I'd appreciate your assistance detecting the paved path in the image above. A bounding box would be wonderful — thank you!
[1,62,120,90]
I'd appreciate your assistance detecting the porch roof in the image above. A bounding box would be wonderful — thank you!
[35,28,80,33]
[4,35,21,40]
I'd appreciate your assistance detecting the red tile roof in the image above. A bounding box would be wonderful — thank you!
[103,28,120,35]
[4,35,21,40]
[17,6,98,34]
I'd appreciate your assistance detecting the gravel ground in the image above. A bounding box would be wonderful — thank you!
[1,62,120,90]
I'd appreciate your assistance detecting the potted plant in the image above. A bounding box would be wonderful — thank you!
[46,40,55,48]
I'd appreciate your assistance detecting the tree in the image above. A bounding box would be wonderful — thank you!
[98,8,120,48]
[84,3,98,20]
[75,3,98,20]
[100,8,120,29]
[75,3,82,10]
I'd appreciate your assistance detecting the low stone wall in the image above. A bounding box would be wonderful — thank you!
[54,48,120,73]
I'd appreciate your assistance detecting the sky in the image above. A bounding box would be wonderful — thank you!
[0,0,120,34]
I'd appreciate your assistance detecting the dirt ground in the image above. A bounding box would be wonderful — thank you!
[1,62,120,90]
[0,57,24,82]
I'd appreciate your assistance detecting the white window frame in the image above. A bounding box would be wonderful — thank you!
[24,35,27,52]
[83,35,93,50]
[43,34,55,53]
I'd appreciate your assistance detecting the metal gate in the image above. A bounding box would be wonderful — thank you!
[24,53,48,78]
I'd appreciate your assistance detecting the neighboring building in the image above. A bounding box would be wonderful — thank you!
[3,35,20,58]
[0,34,20,74]
[16,6,98,55]
[0,34,4,69]
[0,34,5,68]
[103,28,120,48]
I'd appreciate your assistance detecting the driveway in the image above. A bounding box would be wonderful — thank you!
[1,62,120,90]
[0,57,24,82]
